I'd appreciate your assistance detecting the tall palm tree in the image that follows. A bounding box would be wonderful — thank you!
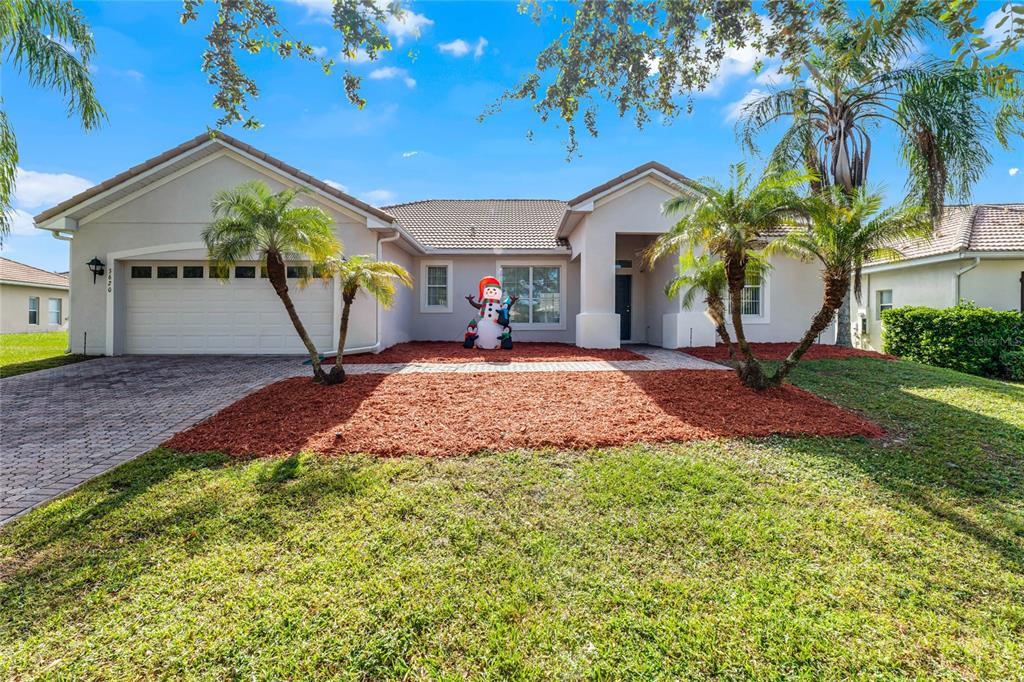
[316,254,412,385]
[738,10,1022,344]
[664,251,770,361]
[1,0,105,240]
[203,180,340,382]
[647,163,807,389]
[764,188,930,386]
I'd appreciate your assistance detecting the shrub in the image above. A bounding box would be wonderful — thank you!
[882,303,1024,378]
[1000,349,1024,381]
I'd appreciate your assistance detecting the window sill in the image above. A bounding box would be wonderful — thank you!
[420,306,453,314]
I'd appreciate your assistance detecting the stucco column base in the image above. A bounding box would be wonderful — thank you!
[575,313,621,349]
[662,312,717,349]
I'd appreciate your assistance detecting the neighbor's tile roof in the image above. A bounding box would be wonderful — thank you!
[0,257,69,288]
[384,199,570,250]
[877,203,1024,263]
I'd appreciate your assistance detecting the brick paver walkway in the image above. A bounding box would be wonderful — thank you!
[1,347,725,525]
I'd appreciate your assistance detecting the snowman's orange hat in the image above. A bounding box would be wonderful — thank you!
[478,276,501,300]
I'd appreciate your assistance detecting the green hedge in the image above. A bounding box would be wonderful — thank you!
[881,303,1024,379]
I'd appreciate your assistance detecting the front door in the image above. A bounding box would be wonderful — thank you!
[615,274,632,341]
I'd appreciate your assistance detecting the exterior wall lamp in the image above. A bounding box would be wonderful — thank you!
[87,257,106,284]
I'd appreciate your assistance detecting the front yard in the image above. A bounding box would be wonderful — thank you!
[1,358,1022,678]
[0,332,89,378]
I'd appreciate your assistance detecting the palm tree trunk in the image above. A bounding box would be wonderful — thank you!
[835,290,852,347]
[266,251,326,382]
[325,295,352,385]
[768,274,847,386]
[707,298,734,359]
[725,257,769,389]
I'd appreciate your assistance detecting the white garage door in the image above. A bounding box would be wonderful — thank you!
[123,262,333,354]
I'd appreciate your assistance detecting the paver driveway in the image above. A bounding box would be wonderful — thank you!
[0,356,305,525]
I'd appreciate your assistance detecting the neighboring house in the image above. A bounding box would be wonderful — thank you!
[33,132,834,356]
[0,257,69,335]
[856,204,1024,351]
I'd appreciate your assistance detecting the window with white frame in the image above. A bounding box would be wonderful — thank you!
[28,296,39,325]
[740,270,763,316]
[877,289,893,320]
[498,263,563,327]
[420,261,452,312]
[48,298,62,325]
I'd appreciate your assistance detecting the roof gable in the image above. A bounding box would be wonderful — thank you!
[566,161,696,208]
[33,132,395,227]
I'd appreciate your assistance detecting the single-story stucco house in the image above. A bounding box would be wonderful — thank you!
[33,132,841,356]
[0,257,69,335]
[856,203,1024,351]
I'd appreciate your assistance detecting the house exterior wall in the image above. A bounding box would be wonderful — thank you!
[65,152,377,355]
[379,240,415,349]
[856,257,1024,350]
[407,254,580,343]
[722,254,837,345]
[0,283,69,334]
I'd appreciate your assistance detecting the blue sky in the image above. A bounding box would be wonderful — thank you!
[4,0,1022,272]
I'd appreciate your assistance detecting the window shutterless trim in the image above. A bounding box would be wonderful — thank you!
[495,259,567,331]
[419,260,453,313]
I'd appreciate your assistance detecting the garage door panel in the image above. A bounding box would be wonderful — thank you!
[124,263,333,354]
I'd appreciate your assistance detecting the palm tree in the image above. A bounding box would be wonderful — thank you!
[664,251,769,361]
[738,11,1022,344]
[203,180,340,382]
[647,163,807,389]
[763,188,930,386]
[1,0,105,240]
[316,254,412,385]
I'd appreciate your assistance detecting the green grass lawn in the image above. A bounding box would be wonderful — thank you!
[0,332,90,378]
[2,359,1022,679]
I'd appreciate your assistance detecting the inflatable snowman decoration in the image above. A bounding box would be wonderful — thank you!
[464,276,518,350]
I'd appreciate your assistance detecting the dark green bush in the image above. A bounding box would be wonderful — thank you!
[1000,349,1024,381]
[882,303,1024,378]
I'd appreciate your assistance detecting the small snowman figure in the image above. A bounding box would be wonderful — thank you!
[465,276,518,350]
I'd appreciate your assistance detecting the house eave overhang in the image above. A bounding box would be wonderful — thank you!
[862,250,1024,273]
[0,279,69,291]
[32,133,397,230]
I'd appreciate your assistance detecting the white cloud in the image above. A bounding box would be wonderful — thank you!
[439,38,471,57]
[439,36,488,59]
[473,37,488,58]
[362,189,396,204]
[385,9,433,46]
[311,45,328,58]
[369,66,416,88]
[401,151,420,158]
[1010,168,1020,177]
[983,6,1015,48]
[324,179,349,192]
[287,0,432,44]
[723,88,766,123]
[8,209,38,236]
[14,167,93,209]
[754,65,789,87]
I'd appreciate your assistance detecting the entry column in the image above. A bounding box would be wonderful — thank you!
[575,229,620,348]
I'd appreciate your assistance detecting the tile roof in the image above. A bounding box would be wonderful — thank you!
[384,199,570,251]
[877,203,1024,263]
[0,257,69,288]
[34,132,396,225]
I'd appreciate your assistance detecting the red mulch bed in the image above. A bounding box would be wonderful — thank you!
[334,341,642,364]
[165,370,883,458]
[686,343,896,362]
